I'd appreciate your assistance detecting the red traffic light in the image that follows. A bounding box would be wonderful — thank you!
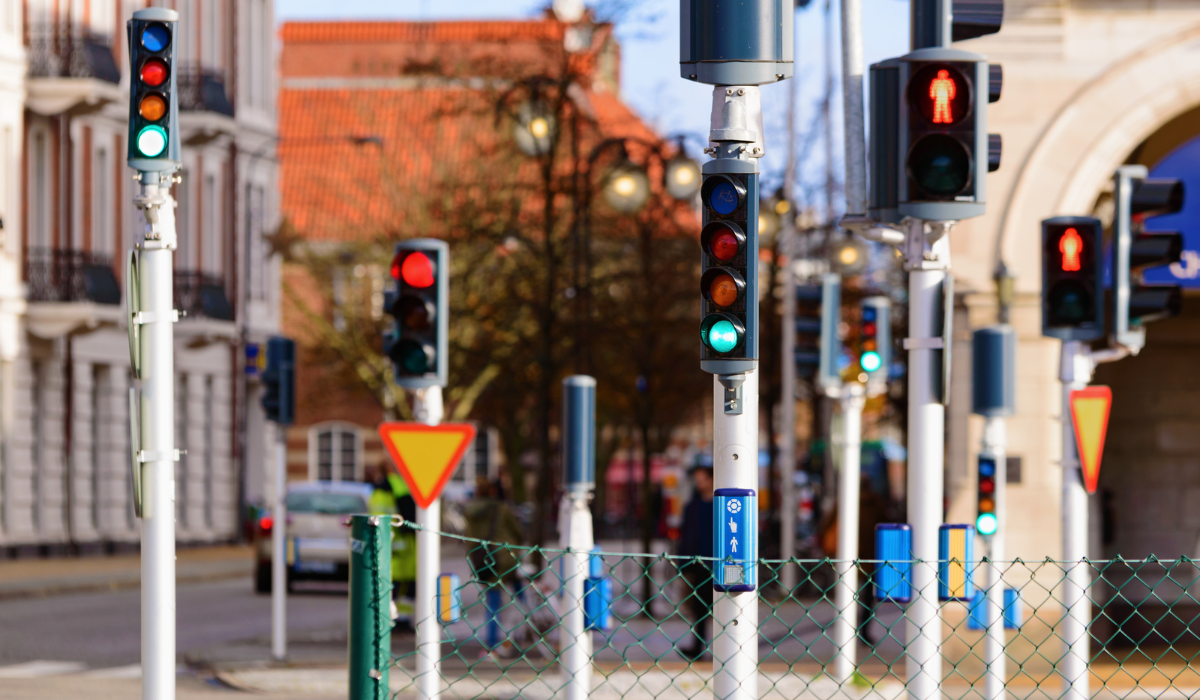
[979,478,995,495]
[910,63,971,126]
[1059,227,1082,272]
[863,322,876,336]
[140,58,168,87]
[391,251,435,288]
[709,228,740,262]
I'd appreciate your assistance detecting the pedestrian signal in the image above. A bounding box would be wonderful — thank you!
[1041,217,1103,341]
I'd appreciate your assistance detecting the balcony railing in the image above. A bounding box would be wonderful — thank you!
[175,271,234,321]
[24,248,121,305]
[27,26,120,83]
[177,65,235,117]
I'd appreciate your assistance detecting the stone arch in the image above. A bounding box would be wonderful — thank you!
[996,22,1200,291]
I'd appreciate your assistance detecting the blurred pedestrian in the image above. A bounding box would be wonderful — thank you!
[464,476,528,657]
[366,460,418,632]
[676,465,714,660]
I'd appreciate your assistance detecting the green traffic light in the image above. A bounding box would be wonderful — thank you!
[860,351,882,373]
[976,513,998,536]
[708,320,739,353]
[136,125,167,157]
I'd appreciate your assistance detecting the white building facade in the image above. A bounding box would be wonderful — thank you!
[0,0,279,553]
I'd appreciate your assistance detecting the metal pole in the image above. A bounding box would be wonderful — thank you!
[348,514,392,700]
[779,0,800,595]
[832,383,865,682]
[1060,340,1091,700]
[980,416,1007,700]
[414,386,444,700]
[271,425,287,660]
[712,371,759,700]
[561,376,596,700]
[905,221,946,700]
[840,0,867,218]
[135,171,177,700]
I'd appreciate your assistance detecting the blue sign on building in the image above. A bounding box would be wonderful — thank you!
[713,488,756,592]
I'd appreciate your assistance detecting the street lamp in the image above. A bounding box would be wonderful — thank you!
[831,235,868,276]
[664,154,702,201]
[515,101,555,156]
[603,163,650,214]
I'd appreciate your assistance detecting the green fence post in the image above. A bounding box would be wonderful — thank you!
[349,514,392,700]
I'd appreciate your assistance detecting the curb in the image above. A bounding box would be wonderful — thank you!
[0,564,252,601]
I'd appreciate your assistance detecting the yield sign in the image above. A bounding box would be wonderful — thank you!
[1069,386,1112,495]
[379,422,476,509]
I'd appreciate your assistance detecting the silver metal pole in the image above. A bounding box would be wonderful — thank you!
[981,416,1006,700]
[832,383,865,682]
[1060,340,1091,700]
[135,171,177,700]
[712,371,759,700]
[905,221,947,700]
[271,425,287,660]
[414,386,444,700]
[780,225,797,590]
[840,0,867,217]
[561,492,593,700]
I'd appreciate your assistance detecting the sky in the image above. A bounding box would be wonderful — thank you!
[275,0,911,217]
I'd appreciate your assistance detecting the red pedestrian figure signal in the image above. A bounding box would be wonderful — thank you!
[930,69,957,124]
[1059,227,1083,272]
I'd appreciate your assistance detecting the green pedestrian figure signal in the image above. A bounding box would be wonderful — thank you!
[126,8,181,171]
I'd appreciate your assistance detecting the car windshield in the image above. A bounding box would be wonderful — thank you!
[285,492,368,515]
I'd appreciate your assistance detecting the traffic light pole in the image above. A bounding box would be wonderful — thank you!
[779,224,797,591]
[413,386,444,700]
[904,219,948,700]
[1059,340,1092,700]
[980,415,1006,700]
[133,170,178,700]
[832,383,865,682]
[272,423,288,660]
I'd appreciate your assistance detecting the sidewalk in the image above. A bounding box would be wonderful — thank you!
[0,545,253,600]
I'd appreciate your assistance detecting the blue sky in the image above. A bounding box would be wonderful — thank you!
[275,0,911,216]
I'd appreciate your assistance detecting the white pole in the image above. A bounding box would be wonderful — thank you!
[1060,340,1091,700]
[780,224,797,591]
[712,371,759,700]
[833,383,865,682]
[981,416,1006,700]
[136,171,177,700]
[561,492,593,700]
[271,425,287,660]
[905,223,947,700]
[415,386,444,700]
[839,0,867,218]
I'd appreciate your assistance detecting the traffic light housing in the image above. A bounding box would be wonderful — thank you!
[1113,165,1184,353]
[795,274,840,391]
[261,336,295,425]
[976,456,998,536]
[1041,217,1104,341]
[126,8,180,171]
[700,173,758,375]
[898,48,1000,221]
[386,239,449,389]
[860,297,890,383]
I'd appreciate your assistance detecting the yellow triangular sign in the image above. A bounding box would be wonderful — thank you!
[379,422,476,508]
[1069,386,1112,495]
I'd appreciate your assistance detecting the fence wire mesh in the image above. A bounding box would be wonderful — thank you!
[351,517,1200,700]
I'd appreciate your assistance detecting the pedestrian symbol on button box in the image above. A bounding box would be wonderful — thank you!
[727,500,741,514]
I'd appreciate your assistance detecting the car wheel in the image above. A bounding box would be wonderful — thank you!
[255,562,271,594]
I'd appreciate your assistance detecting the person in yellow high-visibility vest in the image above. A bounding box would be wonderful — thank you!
[366,461,418,632]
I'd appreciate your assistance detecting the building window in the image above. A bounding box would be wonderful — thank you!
[176,171,193,268]
[30,130,49,250]
[91,365,110,532]
[203,376,214,528]
[203,172,221,273]
[94,147,111,256]
[308,422,362,482]
[30,361,43,532]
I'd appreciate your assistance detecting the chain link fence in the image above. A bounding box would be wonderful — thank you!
[348,515,1200,700]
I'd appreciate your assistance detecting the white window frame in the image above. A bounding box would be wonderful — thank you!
[307,422,364,483]
[28,125,51,251]
[94,143,111,257]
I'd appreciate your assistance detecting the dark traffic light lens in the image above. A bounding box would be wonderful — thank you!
[140,59,168,87]
[400,252,435,288]
[908,134,971,197]
[708,181,739,215]
[709,228,739,261]
[141,23,171,51]
[392,339,433,374]
[139,94,167,121]
[395,296,433,330]
[909,63,971,125]
[1048,280,1091,325]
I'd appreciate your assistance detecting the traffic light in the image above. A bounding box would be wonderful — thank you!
[795,274,840,391]
[898,48,1000,222]
[126,8,180,171]
[261,336,295,425]
[976,456,998,536]
[699,173,758,375]
[1041,217,1104,341]
[1113,165,1184,352]
[859,297,890,381]
[385,239,449,389]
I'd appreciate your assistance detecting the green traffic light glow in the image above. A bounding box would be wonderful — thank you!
[976,512,998,536]
[707,320,739,353]
[137,125,167,157]
[860,351,882,373]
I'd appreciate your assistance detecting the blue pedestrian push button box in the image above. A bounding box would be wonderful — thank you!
[713,488,756,592]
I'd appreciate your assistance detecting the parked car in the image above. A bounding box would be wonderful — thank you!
[254,481,373,593]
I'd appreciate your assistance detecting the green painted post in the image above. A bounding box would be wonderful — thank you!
[349,514,392,700]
